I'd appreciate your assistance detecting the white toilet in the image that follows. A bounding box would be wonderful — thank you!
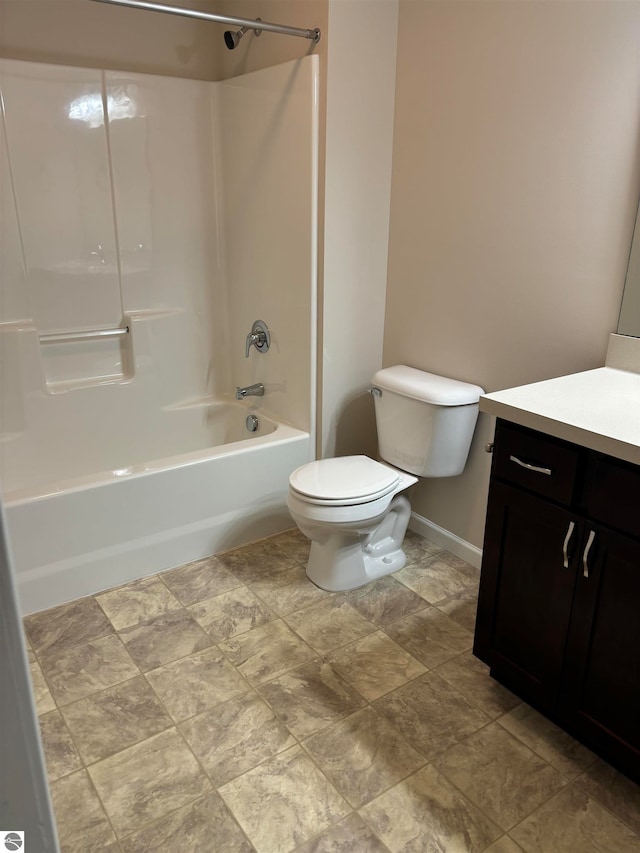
[288,365,484,591]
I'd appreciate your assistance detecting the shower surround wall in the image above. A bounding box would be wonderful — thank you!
[0,56,318,613]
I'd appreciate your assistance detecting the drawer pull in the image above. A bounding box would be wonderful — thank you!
[509,455,552,476]
[562,521,575,568]
[582,529,596,578]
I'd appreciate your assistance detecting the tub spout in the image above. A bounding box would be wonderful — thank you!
[235,383,264,399]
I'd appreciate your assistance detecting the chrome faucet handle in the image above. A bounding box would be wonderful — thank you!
[245,320,270,357]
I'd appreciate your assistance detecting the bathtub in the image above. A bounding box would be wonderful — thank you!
[3,401,311,615]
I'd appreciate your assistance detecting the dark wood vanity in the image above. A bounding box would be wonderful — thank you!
[474,418,640,783]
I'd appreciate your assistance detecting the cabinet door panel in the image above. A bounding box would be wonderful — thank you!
[561,528,640,780]
[475,481,578,711]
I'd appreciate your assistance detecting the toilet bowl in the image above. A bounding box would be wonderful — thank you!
[289,366,484,591]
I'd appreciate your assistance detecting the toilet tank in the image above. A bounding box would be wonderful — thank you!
[371,365,484,477]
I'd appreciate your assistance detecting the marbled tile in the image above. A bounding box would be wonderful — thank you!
[96,577,181,631]
[434,652,520,719]
[361,763,502,852]
[304,707,425,808]
[118,608,212,671]
[295,813,389,853]
[120,791,253,853]
[249,564,331,616]
[341,575,428,626]
[180,689,296,786]
[89,728,211,837]
[401,531,442,562]
[50,770,117,852]
[218,619,315,685]
[373,671,490,759]
[218,538,297,582]
[269,527,311,564]
[219,745,350,853]
[510,784,640,852]
[29,657,56,715]
[257,658,366,739]
[434,722,567,831]
[188,585,276,641]
[146,646,248,722]
[576,758,640,835]
[61,675,171,764]
[435,585,480,633]
[161,555,243,605]
[284,599,377,655]
[498,703,597,778]
[394,552,477,604]
[40,634,139,706]
[39,710,82,782]
[24,596,114,656]
[485,838,524,853]
[327,631,426,701]
[384,607,473,669]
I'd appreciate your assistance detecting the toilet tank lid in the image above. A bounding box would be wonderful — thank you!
[372,365,484,406]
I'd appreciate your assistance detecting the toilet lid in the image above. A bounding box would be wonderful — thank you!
[289,456,399,504]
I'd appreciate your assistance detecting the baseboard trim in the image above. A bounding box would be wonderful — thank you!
[408,512,483,569]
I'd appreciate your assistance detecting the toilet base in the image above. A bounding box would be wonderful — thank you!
[304,495,412,591]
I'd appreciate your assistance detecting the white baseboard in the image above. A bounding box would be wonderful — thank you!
[408,512,483,569]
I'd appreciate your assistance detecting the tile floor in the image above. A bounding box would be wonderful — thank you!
[25,529,640,852]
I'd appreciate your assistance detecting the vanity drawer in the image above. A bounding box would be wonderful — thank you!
[492,420,580,506]
[584,454,640,538]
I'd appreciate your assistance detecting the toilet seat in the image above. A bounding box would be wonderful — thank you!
[289,455,399,506]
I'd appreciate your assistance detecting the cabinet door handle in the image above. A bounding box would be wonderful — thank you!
[509,455,552,476]
[562,521,575,568]
[582,529,596,578]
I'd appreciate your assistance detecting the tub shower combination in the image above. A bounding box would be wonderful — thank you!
[0,50,318,614]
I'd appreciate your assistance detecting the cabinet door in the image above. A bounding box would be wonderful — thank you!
[474,481,579,712]
[561,526,640,782]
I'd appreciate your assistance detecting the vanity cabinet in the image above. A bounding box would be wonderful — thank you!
[474,419,640,782]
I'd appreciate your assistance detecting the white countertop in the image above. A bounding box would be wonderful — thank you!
[480,366,640,465]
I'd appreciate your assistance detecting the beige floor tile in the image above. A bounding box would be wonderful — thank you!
[284,598,377,655]
[96,577,181,631]
[161,555,243,604]
[374,671,490,759]
[498,703,597,778]
[295,813,389,852]
[510,784,640,852]
[50,769,117,852]
[120,791,253,853]
[180,689,295,785]
[268,528,311,564]
[29,657,56,715]
[218,619,315,685]
[88,728,211,838]
[304,707,425,808]
[218,538,297,582]
[118,608,212,671]
[360,763,502,852]
[327,631,426,701]
[39,710,82,782]
[340,575,428,626]
[394,553,476,604]
[61,675,172,764]
[24,596,114,656]
[219,745,350,853]
[384,607,473,669]
[401,531,442,563]
[434,722,567,831]
[481,836,524,852]
[146,646,248,722]
[40,634,139,706]
[188,585,276,641]
[257,658,366,739]
[435,586,480,633]
[249,564,332,616]
[576,758,640,836]
[433,652,521,719]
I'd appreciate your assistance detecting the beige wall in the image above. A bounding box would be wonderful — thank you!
[384,0,640,548]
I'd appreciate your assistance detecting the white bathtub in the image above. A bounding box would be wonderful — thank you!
[3,402,311,615]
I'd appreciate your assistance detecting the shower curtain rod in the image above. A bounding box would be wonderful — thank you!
[90,0,321,43]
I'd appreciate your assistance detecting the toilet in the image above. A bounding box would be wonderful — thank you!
[288,365,484,591]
